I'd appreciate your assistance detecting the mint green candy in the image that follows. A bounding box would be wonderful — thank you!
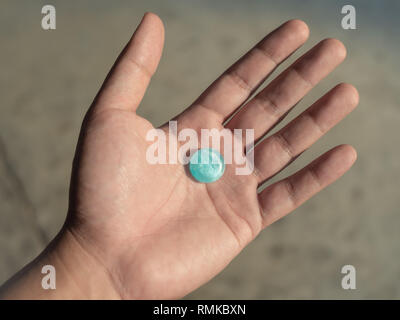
[189,148,225,183]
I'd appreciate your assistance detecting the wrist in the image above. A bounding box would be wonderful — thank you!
[0,227,121,300]
[52,228,122,299]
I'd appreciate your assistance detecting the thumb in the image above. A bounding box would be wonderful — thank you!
[93,12,165,113]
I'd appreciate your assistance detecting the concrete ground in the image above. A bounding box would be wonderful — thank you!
[1,0,399,299]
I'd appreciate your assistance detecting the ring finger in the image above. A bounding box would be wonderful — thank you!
[253,83,359,185]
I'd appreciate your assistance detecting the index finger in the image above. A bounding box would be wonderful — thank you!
[182,20,310,123]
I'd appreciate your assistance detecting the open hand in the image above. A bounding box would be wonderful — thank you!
[1,13,358,300]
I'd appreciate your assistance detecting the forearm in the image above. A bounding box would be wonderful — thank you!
[0,229,120,300]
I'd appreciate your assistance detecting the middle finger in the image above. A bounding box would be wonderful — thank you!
[226,38,347,141]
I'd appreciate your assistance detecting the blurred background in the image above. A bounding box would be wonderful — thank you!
[0,0,399,299]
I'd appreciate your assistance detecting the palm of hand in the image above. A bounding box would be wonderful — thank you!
[70,108,259,299]
[67,13,358,299]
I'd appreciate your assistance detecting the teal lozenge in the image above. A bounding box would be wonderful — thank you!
[189,148,225,183]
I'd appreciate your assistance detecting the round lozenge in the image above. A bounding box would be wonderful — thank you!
[189,148,225,183]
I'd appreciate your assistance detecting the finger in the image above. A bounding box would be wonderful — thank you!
[93,12,164,113]
[258,144,357,228]
[227,38,347,141]
[254,83,359,184]
[180,20,309,125]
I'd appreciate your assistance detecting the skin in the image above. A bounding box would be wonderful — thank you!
[0,13,359,299]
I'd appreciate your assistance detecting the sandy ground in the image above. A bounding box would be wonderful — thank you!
[0,0,399,299]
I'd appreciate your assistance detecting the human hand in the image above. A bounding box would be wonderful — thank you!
[1,13,358,300]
